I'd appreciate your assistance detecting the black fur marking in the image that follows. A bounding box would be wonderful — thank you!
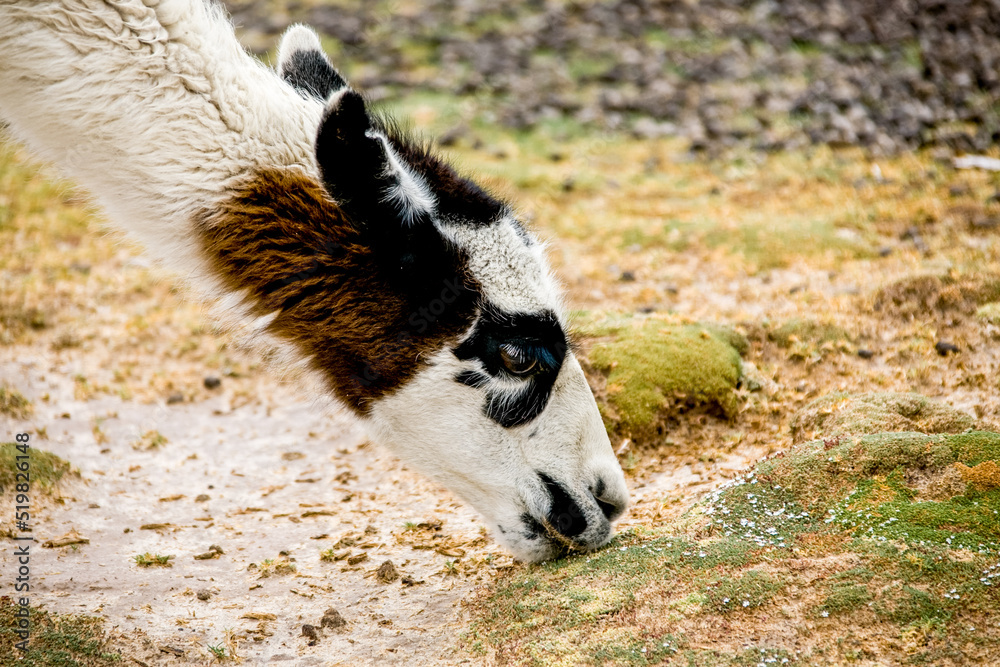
[453,308,567,428]
[540,473,588,538]
[520,513,545,540]
[371,116,508,225]
[455,369,491,389]
[315,92,469,294]
[281,50,346,100]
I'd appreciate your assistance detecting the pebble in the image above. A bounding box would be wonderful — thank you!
[857,348,875,359]
[301,624,319,643]
[196,589,212,601]
[935,341,960,356]
[376,559,400,583]
[321,608,347,630]
[203,376,221,389]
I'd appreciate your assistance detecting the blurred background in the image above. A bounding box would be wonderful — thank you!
[227,0,1000,155]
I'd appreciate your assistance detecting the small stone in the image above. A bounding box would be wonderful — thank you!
[857,348,875,359]
[321,608,346,630]
[375,560,399,584]
[935,341,960,356]
[619,271,636,282]
[301,624,319,641]
[166,393,184,405]
[196,589,212,601]
[346,553,368,566]
[195,494,210,502]
[878,246,893,257]
[203,376,221,390]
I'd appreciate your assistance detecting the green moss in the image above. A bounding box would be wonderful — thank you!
[0,385,32,419]
[0,442,75,493]
[705,570,781,613]
[768,318,852,348]
[0,602,120,666]
[948,431,1000,466]
[977,302,1000,325]
[754,431,1000,551]
[465,431,1000,664]
[791,392,975,443]
[880,585,951,625]
[820,583,872,615]
[586,317,744,437]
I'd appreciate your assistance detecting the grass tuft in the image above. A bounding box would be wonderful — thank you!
[0,442,75,493]
[133,553,173,568]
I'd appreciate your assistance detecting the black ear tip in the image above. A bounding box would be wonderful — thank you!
[324,89,370,136]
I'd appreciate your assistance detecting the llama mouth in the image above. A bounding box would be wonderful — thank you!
[515,472,620,556]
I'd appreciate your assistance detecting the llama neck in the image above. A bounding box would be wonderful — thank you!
[0,0,324,279]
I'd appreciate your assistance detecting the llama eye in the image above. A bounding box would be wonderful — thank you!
[499,344,537,376]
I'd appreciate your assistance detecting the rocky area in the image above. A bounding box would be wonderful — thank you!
[226,0,1000,153]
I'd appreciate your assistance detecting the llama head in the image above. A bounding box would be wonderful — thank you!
[257,26,628,562]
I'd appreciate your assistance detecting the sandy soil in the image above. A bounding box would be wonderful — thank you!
[0,342,511,665]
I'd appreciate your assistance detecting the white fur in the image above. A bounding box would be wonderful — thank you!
[276,23,326,75]
[443,216,561,314]
[373,131,438,224]
[0,0,324,288]
[0,0,628,562]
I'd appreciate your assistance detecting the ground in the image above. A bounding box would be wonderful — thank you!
[3,1,1000,665]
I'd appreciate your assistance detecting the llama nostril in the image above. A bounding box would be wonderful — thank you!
[591,478,625,522]
[595,496,619,521]
[539,473,588,538]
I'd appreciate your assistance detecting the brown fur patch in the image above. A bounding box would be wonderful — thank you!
[196,168,480,413]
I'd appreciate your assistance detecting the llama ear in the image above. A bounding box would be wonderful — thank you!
[315,92,454,287]
[315,89,393,216]
[277,25,347,100]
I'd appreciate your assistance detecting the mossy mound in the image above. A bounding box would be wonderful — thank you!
[467,430,1000,665]
[872,272,1000,318]
[579,314,745,441]
[748,431,1000,550]
[0,442,76,494]
[0,602,120,666]
[791,391,975,443]
[767,317,852,348]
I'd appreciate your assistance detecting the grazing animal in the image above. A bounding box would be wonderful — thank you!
[0,0,628,562]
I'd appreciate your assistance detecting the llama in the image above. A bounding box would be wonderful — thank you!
[0,0,628,563]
